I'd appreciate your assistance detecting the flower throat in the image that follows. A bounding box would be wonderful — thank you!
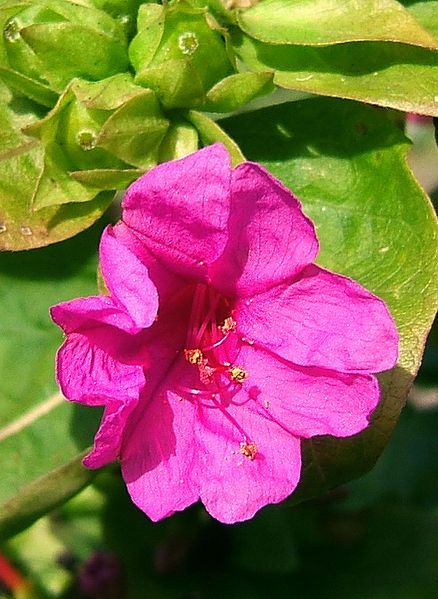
[183,284,246,387]
[182,284,256,460]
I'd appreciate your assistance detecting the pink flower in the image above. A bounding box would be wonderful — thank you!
[51,144,398,523]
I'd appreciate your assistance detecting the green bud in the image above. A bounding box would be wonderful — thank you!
[129,2,234,109]
[1,0,129,98]
[22,74,169,209]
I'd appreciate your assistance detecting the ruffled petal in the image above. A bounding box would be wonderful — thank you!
[111,222,187,305]
[236,265,399,373]
[50,296,139,334]
[122,144,231,280]
[99,227,158,330]
[196,403,301,524]
[56,334,145,405]
[234,344,379,439]
[209,162,318,297]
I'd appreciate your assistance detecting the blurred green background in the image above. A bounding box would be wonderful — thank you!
[1,117,438,599]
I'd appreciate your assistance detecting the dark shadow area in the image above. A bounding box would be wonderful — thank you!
[221,94,406,164]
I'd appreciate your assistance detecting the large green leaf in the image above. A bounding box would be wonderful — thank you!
[221,98,438,501]
[403,1,438,39]
[237,0,438,48]
[0,222,106,539]
[233,33,438,116]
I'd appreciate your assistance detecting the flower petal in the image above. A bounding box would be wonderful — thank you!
[111,222,188,305]
[121,386,200,522]
[51,296,138,334]
[83,398,138,469]
[100,227,158,330]
[120,312,198,521]
[235,344,379,438]
[196,403,301,524]
[56,334,145,405]
[209,162,318,297]
[122,144,231,280]
[236,265,399,373]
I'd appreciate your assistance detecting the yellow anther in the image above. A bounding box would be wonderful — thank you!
[229,366,247,383]
[240,441,257,460]
[220,316,236,333]
[184,348,203,365]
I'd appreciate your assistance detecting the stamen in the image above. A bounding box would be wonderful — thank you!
[220,317,236,333]
[194,293,220,346]
[184,348,203,365]
[186,285,208,347]
[178,385,213,397]
[229,366,248,383]
[240,441,258,460]
[210,396,248,439]
[202,331,230,352]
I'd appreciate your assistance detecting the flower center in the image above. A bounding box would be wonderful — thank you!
[184,284,245,387]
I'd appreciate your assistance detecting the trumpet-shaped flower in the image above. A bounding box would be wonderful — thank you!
[51,144,398,523]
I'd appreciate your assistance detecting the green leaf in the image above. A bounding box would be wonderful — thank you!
[0,94,113,250]
[70,168,143,189]
[96,90,169,168]
[404,1,438,39]
[203,71,274,112]
[0,222,107,539]
[237,0,438,48]
[221,98,438,500]
[234,32,438,116]
[0,67,57,108]
[185,109,245,165]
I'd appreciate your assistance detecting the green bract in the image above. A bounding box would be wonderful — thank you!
[0,0,129,100]
[129,2,234,108]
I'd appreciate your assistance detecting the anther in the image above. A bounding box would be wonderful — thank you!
[184,348,203,364]
[240,441,257,460]
[220,317,236,333]
[198,362,215,385]
[229,366,248,383]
